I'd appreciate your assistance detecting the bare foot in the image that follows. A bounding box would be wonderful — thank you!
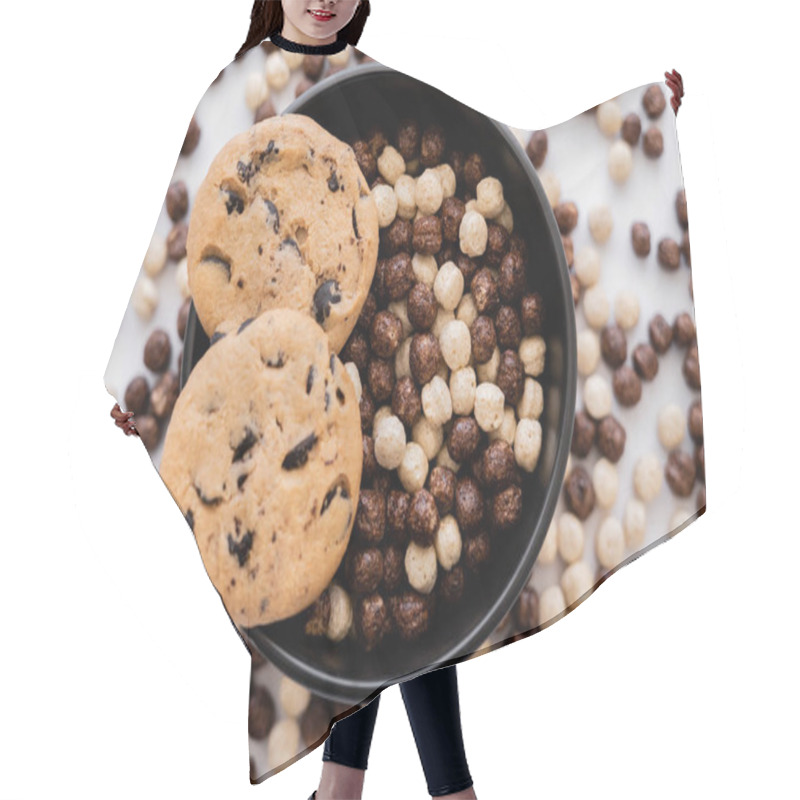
[315,762,366,800]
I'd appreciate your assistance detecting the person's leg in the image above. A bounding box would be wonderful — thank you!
[315,694,381,800]
[400,665,476,799]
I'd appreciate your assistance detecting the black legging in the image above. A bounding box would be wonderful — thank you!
[323,665,473,797]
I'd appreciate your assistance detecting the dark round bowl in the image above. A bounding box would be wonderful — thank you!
[181,64,576,704]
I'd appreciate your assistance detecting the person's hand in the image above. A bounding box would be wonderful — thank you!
[111,403,139,437]
[665,69,684,115]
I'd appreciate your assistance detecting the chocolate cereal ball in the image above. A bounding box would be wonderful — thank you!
[649,313,673,354]
[600,324,628,368]
[392,376,422,429]
[665,450,696,497]
[249,686,276,741]
[621,112,642,146]
[382,545,405,592]
[428,466,456,514]
[631,222,651,257]
[613,365,642,407]
[346,547,385,594]
[342,328,370,372]
[390,591,430,640]
[367,358,395,403]
[370,310,403,358]
[484,222,510,268]
[355,593,391,651]
[470,316,497,363]
[554,201,578,235]
[462,152,486,193]
[441,196,467,242]
[407,282,438,331]
[124,376,150,416]
[438,564,465,603]
[384,252,415,299]
[657,238,681,271]
[643,84,666,118]
[688,399,704,444]
[413,215,443,255]
[144,329,171,372]
[420,122,446,167]
[396,117,421,161]
[496,350,525,405]
[454,476,485,533]
[463,530,490,571]
[409,333,442,385]
[447,416,481,463]
[355,489,386,544]
[495,306,522,351]
[571,410,596,458]
[385,216,413,254]
[632,343,659,380]
[683,343,701,390]
[491,484,523,531]
[520,293,545,336]
[362,434,377,480]
[673,312,697,347]
[643,127,664,158]
[470,268,500,315]
[386,490,410,541]
[498,251,525,304]
[597,415,626,463]
[359,389,376,433]
[481,439,516,490]
[407,489,440,547]
[564,466,595,521]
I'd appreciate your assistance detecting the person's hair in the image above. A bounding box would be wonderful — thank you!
[235,0,371,60]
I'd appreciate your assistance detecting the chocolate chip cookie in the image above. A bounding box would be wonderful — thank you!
[186,113,379,352]
[159,309,363,628]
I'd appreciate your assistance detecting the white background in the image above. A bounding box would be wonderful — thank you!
[0,1,797,798]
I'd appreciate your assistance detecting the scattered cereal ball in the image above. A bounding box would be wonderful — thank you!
[132,274,159,319]
[412,416,444,460]
[416,168,444,216]
[175,257,190,299]
[399,442,429,493]
[265,52,290,90]
[596,517,625,569]
[395,174,417,219]
[608,140,633,183]
[439,320,472,371]
[476,346,501,383]
[436,446,461,474]
[143,234,168,277]
[267,718,300,770]
[476,176,505,218]
[372,183,399,227]
[374,414,407,469]
[344,362,362,404]
[596,100,623,136]
[432,307,456,338]
[405,541,438,594]
[519,336,546,377]
[450,367,477,415]
[279,677,311,718]
[245,72,269,110]
[326,584,353,642]
[634,453,663,502]
[517,377,544,420]
[456,293,478,327]
[561,560,593,606]
[539,584,567,622]
[435,515,462,571]
[577,329,601,376]
[373,404,393,434]
[377,144,406,185]
[557,512,585,564]
[514,418,542,472]
[614,290,640,330]
[412,253,438,286]
[459,209,489,257]
[395,337,412,379]
[421,375,453,426]
[474,383,505,432]
[574,246,601,288]
[434,261,465,311]
[592,458,619,509]
[489,405,517,445]
[537,518,558,565]
[433,163,457,198]
[539,169,561,208]
[658,404,686,449]
[584,374,613,419]
[582,285,610,330]
[623,499,647,548]
[588,205,614,244]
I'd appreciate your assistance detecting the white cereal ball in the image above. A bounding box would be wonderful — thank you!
[412,416,444,461]
[514,418,542,472]
[584,374,613,419]
[132,275,158,319]
[377,144,406,185]
[539,585,567,622]
[265,52,290,90]
[608,140,633,184]
[595,517,625,569]
[395,337,412,379]
[494,202,514,233]
[142,234,168,277]
[623,499,647,548]
[596,100,623,136]
[577,329,601,376]
[588,205,614,244]
[412,253,438,287]
[343,362,362,404]
[456,293,478,327]
[489,405,517,445]
[593,457,619,509]
[465,198,480,215]
[394,174,417,220]
[582,285,610,330]
[421,375,453,426]
[614,290,640,330]
[432,307,456,338]
[326,584,353,642]
[476,346,500,383]
[416,168,444,216]
[388,298,412,338]
[474,383,506,432]
[449,367,477,415]
[434,261,465,311]
[282,50,304,71]
[245,71,268,110]
[405,541,438,594]
[574,246,601,288]
[372,183,398,228]
[175,257,191,299]
[459,209,489,257]
[267,718,300,770]
[399,442,429,493]
[372,404,393,434]
[439,320,471,370]
[539,169,561,208]
[557,512,585,564]
[537,518,559,565]
[374,414,407,469]
[518,336,547,377]
[476,176,505,218]
[433,163,457,198]
[327,45,351,67]
[279,677,311,718]
[634,453,663,502]
[517,378,544,420]
[561,560,594,606]
[658,403,686,449]
[436,446,461,473]
[435,515,462,571]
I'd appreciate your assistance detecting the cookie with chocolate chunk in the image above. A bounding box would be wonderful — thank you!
[187,113,379,352]
[159,309,362,628]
